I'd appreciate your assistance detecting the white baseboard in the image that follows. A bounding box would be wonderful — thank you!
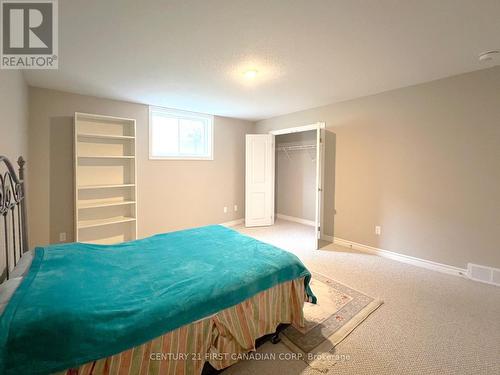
[277,214,315,227]
[333,237,468,277]
[220,218,244,227]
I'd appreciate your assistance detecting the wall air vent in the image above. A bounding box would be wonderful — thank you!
[467,263,500,287]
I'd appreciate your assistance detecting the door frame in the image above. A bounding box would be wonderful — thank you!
[269,122,326,248]
[269,123,325,136]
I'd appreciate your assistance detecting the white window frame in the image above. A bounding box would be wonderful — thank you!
[149,106,214,160]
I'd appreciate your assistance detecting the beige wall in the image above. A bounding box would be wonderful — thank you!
[275,131,316,221]
[28,87,253,247]
[0,70,28,161]
[0,70,28,275]
[257,66,500,269]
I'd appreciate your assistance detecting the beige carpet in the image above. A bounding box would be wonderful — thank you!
[223,219,500,375]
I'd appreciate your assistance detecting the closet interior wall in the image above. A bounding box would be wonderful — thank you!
[275,130,317,223]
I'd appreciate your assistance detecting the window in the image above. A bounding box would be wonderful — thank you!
[149,107,214,160]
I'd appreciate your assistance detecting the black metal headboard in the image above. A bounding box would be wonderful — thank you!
[0,156,28,282]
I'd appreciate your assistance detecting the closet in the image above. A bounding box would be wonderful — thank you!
[275,131,317,226]
[245,122,335,249]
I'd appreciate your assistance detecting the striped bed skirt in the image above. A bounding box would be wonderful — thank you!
[54,277,306,375]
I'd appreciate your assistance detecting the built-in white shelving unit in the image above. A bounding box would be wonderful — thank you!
[74,112,137,244]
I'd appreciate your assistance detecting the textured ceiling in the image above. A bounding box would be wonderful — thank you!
[24,0,500,120]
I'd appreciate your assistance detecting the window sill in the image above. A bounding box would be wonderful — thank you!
[149,156,214,161]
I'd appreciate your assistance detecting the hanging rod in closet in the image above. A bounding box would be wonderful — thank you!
[276,144,316,152]
[276,143,316,161]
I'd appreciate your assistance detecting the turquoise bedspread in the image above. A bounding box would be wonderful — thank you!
[0,225,315,375]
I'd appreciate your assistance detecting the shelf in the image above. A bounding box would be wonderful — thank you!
[75,112,136,123]
[77,155,135,159]
[78,184,135,190]
[78,200,136,209]
[80,238,125,245]
[78,216,136,229]
[75,112,137,244]
[78,133,135,140]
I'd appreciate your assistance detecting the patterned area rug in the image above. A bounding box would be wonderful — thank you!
[282,272,383,373]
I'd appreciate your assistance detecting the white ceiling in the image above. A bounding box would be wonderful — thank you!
[24,0,500,121]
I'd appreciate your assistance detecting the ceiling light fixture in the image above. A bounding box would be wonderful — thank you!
[479,50,499,62]
[243,69,258,79]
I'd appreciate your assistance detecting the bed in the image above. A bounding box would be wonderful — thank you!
[0,155,316,375]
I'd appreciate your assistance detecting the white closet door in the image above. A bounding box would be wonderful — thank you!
[245,134,275,227]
